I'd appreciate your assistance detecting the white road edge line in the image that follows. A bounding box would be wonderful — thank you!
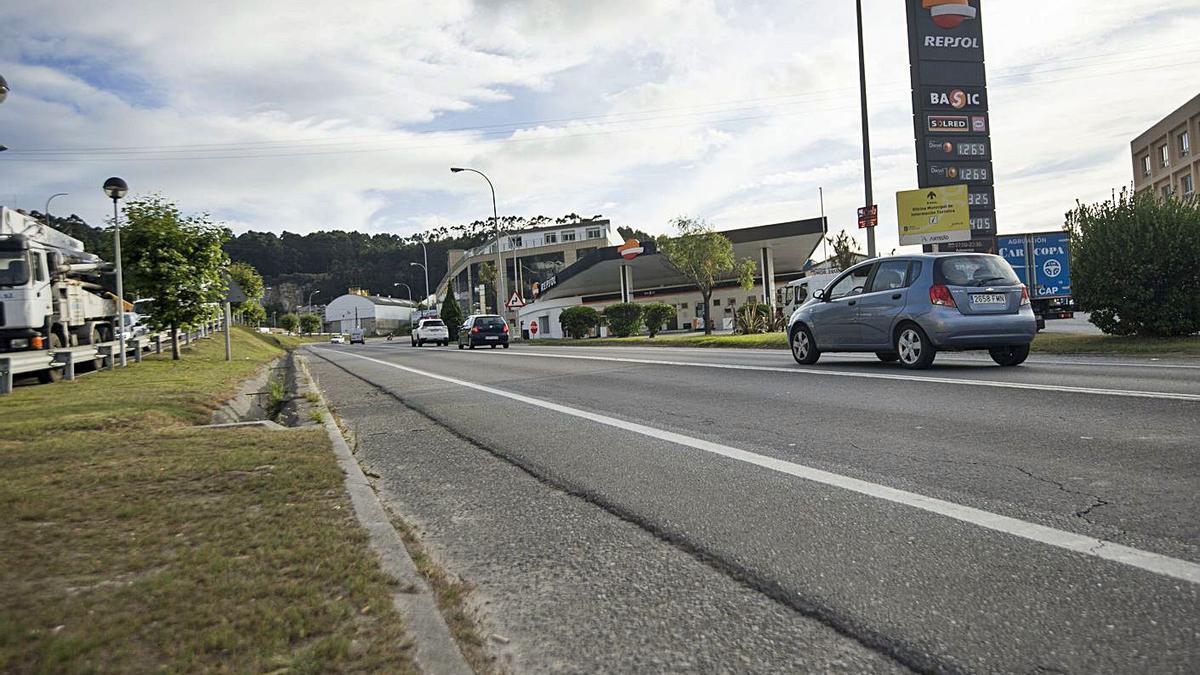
[492,350,1200,402]
[323,348,1200,586]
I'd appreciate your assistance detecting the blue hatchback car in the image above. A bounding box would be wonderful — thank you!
[786,253,1037,369]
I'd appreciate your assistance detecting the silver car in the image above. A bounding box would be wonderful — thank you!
[786,253,1037,369]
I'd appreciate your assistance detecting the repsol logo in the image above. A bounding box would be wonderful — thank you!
[925,36,980,48]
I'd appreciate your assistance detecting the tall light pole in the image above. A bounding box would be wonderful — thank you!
[856,0,877,259]
[45,192,68,230]
[306,289,321,311]
[450,167,504,315]
[409,261,429,306]
[103,177,128,366]
[392,281,413,301]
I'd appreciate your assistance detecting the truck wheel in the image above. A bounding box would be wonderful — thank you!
[989,344,1030,367]
[37,333,65,384]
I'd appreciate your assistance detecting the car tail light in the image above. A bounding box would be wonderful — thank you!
[929,284,956,307]
[471,326,480,333]
[1020,284,1030,306]
[502,324,509,333]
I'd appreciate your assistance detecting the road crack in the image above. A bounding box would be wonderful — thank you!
[1012,466,1110,525]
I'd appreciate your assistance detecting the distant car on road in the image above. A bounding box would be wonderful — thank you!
[349,328,365,344]
[457,314,510,350]
[329,334,345,344]
[786,253,1037,369]
[412,318,449,347]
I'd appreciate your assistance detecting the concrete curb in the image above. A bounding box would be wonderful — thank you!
[296,352,472,675]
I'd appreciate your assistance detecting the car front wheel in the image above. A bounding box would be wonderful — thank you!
[896,324,936,369]
[989,344,1030,367]
[790,325,820,365]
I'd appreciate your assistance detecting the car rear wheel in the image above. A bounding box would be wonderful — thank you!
[896,324,936,370]
[790,325,820,365]
[502,343,509,349]
[989,344,1030,367]
[875,351,899,363]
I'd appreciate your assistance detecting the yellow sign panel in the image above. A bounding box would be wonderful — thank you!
[896,184,971,246]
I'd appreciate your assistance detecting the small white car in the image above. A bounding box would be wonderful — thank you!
[329,334,346,344]
[411,318,450,347]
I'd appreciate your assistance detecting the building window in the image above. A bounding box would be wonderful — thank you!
[544,232,557,244]
[1160,144,1170,167]
[561,230,576,242]
[576,246,597,259]
[712,298,720,307]
[1180,131,1191,157]
[1142,155,1151,177]
[1182,174,1194,197]
[509,235,522,248]
[585,227,603,239]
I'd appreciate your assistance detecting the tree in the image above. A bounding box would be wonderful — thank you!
[603,302,644,337]
[241,299,267,326]
[440,286,464,339]
[827,230,862,272]
[641,302,677,338]
[617,225,655,242]
[227,261,265,307]
[299,313,322,334]
[1066,189,1200,336]
[121,195,229,359]
[279,313,300,333]
[559,306,600,339]
[656,217,756,335]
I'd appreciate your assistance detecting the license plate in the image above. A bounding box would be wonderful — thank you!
[486,336,499,340]
[972,293,1006,305]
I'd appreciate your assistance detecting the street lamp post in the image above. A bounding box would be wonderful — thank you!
[306,289,321,312]
[103,177,128,366]
[450,167,504,316]
[392,282,412,301]
[44,193,68,230]
[409,261,429,306]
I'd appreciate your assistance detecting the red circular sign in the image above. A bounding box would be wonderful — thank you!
[530,320,539,335]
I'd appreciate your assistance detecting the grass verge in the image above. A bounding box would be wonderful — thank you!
[0,328,415,673]
[528,331,1199,356]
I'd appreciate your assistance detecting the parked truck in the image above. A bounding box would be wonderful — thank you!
[0,207,120,364]
[997,231,1075,324]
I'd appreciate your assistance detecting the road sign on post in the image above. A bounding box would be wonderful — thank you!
[896,185,970,246]
[857,205,878,229]
[530,320,539,336]
[505,291,525,309]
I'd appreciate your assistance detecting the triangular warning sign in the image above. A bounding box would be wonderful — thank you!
[506,291,525,308]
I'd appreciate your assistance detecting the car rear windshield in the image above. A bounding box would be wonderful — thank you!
[935,255,1020,287]
[476,317,506,329]
[422,320,444,327]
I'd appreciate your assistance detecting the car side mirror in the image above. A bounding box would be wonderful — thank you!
[812,288,826,301]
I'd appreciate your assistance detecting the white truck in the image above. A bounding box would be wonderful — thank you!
[781,273,840,317]
[0,207,120,362]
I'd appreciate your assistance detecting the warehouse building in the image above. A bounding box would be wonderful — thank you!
[323,291,417,335]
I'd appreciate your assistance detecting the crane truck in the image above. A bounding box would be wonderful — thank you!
[0,207,120,378]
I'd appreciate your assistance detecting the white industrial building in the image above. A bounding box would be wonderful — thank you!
[323,293,417,335]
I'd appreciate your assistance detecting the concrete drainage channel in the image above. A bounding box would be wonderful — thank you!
[206,351,473,674]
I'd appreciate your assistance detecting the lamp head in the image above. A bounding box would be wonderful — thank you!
[0,74,8,104]
[103,176,128,200]
[450,167,465,173]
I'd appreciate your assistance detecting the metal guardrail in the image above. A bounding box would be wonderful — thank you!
[0,320,223,394]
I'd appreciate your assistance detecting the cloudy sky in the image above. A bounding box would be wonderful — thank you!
[1,0,1197,255]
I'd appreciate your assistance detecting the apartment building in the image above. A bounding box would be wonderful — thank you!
[1131,93,1199,200]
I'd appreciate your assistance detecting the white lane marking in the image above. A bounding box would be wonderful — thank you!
[528,344,1200,371]
[320,348,1200,585]
[490,350,1200,402]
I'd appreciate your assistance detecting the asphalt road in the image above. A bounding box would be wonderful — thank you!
[306,340,1199,673]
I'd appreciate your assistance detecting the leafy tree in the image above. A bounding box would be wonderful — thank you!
[279,313,300,333]
[241,299,267,326]
[617,225,655,242]
[656,217,756,335]
[299,313,322,334]
[440,286,464,339]
[603,302,644,337]
[227,261,265,308]
[121,195,229,359]
[1066,189,1200,336]
[559,306,600,339]
[827,230,862,272]
[641,302,677,338]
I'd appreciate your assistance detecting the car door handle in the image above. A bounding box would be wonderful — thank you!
[891,293,902,300]
[847,300,856,306]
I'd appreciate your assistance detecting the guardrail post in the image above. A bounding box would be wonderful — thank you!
[54,351,76,381]
[0,357,11,395]
[131,338,143,363]
[155,334,163,354]
[184,331,191,347]
[98,345,115,370]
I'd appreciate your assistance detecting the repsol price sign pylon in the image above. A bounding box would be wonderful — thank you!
[905,0,997,252]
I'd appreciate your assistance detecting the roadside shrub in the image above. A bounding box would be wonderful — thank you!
[299,313,322,334]
[602,302,644,337]
[559,306,600,339]
[734,301,768,334]
[1066,189,1200,336]
[440,286,463,339]
[279,313,300,333]
[642,302,677,338]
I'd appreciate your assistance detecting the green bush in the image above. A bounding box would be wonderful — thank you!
[641,302,677,338]
[440,286,463,339]
[279,313,300,333]
[559,306,600,339]
[602,302,644,337]
[299,313,322,334]
[1066,189,1200,336]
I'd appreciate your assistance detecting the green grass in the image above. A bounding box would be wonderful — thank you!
[531,331,1200,355]
[0,328,415,673]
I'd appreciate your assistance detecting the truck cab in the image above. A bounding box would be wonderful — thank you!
[0,234,54,351]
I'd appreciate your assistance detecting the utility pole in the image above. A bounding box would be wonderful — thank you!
[856,0,877,259]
